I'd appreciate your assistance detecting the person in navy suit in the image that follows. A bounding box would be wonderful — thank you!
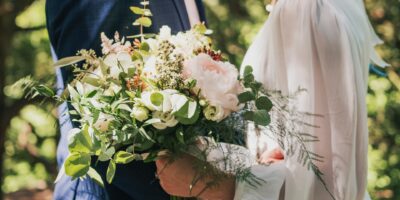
[46,1,206,199]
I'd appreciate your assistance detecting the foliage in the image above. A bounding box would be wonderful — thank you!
[0,0,399,199]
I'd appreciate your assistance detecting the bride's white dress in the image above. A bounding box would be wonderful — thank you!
[232,0,388,199]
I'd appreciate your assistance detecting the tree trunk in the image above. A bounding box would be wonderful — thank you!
[0,0,35,199]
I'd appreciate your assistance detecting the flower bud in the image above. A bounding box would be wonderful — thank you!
[131,106,149,122]
[203,105,225,122]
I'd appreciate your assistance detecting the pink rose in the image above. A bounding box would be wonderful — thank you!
[183,53,243,118]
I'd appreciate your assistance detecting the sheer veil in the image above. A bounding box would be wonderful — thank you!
[241,0,387,199]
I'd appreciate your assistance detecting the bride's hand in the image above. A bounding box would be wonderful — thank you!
[258,147,284,165]
[155,154,235,200]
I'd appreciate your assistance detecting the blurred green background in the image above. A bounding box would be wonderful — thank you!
[0,0,398,199]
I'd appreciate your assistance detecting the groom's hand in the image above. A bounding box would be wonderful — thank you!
[155,154,235,200]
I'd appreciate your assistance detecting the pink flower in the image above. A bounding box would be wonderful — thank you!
[183,53,243,118]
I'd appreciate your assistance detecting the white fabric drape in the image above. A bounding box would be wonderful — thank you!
[239,0,387,199]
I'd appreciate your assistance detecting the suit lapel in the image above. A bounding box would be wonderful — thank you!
[172,0,191,30]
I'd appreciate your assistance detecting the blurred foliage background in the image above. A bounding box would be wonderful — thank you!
[0,0,398,199]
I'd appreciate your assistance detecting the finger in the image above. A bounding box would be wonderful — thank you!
[271,148,284,159]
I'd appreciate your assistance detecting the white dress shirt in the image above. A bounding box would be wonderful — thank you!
[184,0,201,27]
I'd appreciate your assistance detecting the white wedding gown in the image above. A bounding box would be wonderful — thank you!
[233,0,388,199]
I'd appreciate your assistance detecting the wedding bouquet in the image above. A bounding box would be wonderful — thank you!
[15,1,331,198]
[30,22,275,186]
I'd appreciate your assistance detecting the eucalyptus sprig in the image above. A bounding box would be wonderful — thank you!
[129,0,154,41]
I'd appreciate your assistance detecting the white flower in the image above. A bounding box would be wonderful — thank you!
[104,52,134,79]
[159,26,172,41]
[131,106,149,122]
[152,111,179,130]
[142,56,157,79]
[140,90,178,112]
[183,53,243,119]
[203,105,225,122]
[93,113,114,132]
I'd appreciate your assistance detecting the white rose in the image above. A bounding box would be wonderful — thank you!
[203,105,225,122]
[131,106,149,122]
[152,111,179,130]
[93,113,114,132]
[104,52,134,79]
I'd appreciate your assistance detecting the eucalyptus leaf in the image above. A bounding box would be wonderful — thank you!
[130,6,144,15]
[243,65,253,76]
[238,91,255,103]
[255,96,273,111]
[253,110,271,126]
[134,17,152,27]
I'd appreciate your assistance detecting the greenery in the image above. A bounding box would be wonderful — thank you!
[0,0,398,199]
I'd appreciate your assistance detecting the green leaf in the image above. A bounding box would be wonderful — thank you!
[87,167,104,187]
[133,17,152,27]
[98,147,115,161]
[86,90,98,98]
[143,118,162,127]
[67,85,80,102]
[106,160,116,184]
[127,67,136,77]
[64,152,91,178]
[140,42,150,51]
[114,151,135,164]
[130,6,144,15]
[244,73,255,84]
[131,51,143,61]
[253,110,271,126]
[35,85,55,97]
[150,92,163,106]
[176,128,185,144]
[82,76,101,87]
[176,102,200,125]
[238,91,255,103]
[193,23,207,34]
[53,56,85,68]
[138,127,156,142]
[243,65,253,76]
[127,33,156,39]
[171,95,189,114]
[68,127,92,153]
[243,111,254,121]
[255,96,273,111]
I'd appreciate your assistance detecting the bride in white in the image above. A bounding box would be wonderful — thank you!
[156,0,387,199]
[236,0,388,199]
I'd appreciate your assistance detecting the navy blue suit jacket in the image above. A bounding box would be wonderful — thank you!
[46,1,206,199]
